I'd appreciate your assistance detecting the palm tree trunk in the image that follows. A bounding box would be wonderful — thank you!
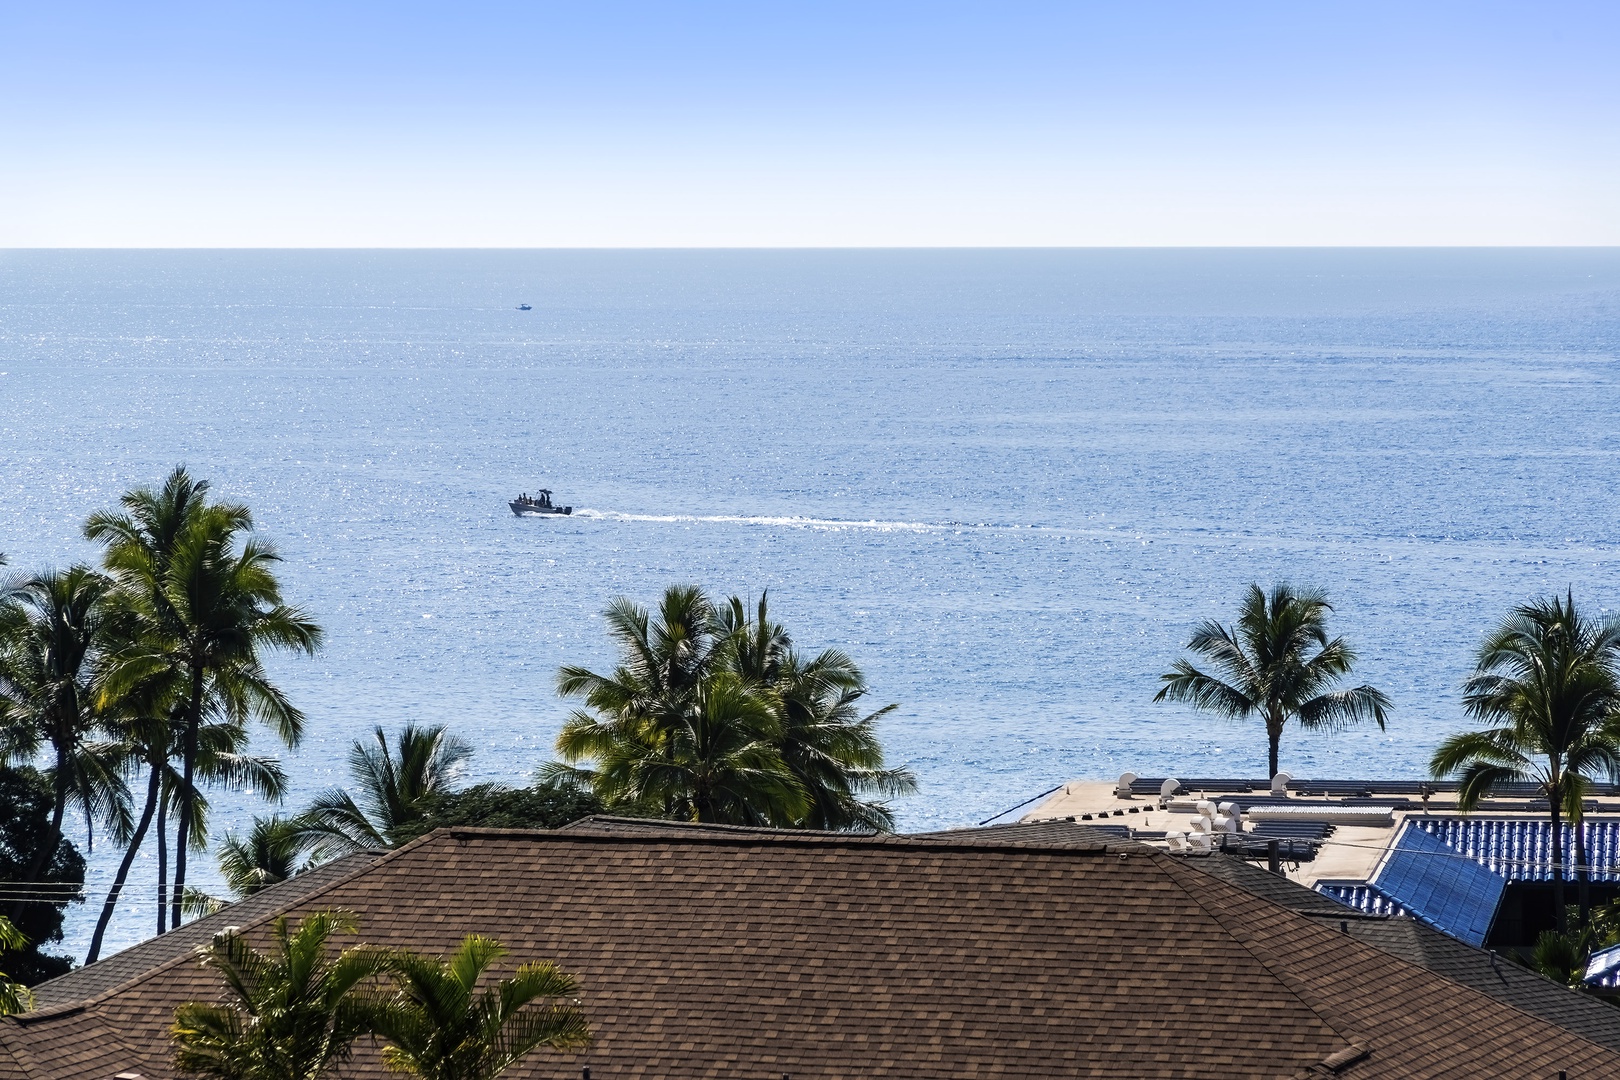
[1550,778,1567,934]
[86,765,160,964]
[170,665,203,931]
[1267,711,1282,778]
[156,792,168,935]
[1576,815,1592,926]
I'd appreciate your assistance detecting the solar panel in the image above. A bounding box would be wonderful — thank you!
[1314,883,1407,917]
[1372,821,1506,948]
[1413,817,1620,883]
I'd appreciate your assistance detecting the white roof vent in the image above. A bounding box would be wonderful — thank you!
[1115,772,1138,798]
[1271,771,1292,796]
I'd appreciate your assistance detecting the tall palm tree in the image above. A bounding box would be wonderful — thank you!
[372,935,591,1080]
[91,467,323,931]
[297,724,472,856]
[0,566,131,922]
[1431,592,1620,932]
[556,586,728,754]
[1154,583,1392,777]
[721,594,915,830]
[85,705,288,963]
[171,910,391,1080]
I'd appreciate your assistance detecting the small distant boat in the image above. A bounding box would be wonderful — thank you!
[510,489,572,516]
[517,304,532,311]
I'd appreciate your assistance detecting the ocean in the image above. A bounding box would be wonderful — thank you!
[1,248,1617,959]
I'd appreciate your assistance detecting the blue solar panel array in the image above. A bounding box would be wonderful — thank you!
[1314,883,1408,917]
[1371,821,1507,947]
[1411,818,1620,882]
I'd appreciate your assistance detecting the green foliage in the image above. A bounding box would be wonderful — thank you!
[1530,925,1588,987]
[91,465,324,929]
[372,935,590,1080]
[0,915,33,1015]
[0,764,84,983]
[1430,592,1620,929]
[296,724,472,857]
[552,586,912,829]
[210,815,318,902]
[387,783,603,845]
[171,910,392,1080]
[0,565,131,857]
[1154,582,1390,776]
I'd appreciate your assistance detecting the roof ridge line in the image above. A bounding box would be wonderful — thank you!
[566,814,866,837]
[443,824,1131,855]
[1156,854,1363,1054]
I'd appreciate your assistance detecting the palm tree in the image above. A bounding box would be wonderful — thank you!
[583,671,805,824]
[553,587,803,823]
[171,910,391,1080]
[86,706,288,962]
[1154,583,1392,777]
[217,815,317,897]
[554,586,915,828]
[91,467,323,931]
[1430,592,1620,932]
[721,594,915,830]
[769,648,915,830]
[373,935,590,1080]
[0,566,131,922]
[555,585,729,769]
[0,915,32,1016]
[296,724,472,856]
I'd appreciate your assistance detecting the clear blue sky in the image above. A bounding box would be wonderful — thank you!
[2,2,1616,245]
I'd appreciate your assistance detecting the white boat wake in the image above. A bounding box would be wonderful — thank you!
[573,509,956,532]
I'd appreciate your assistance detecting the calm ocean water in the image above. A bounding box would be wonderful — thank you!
[1,248,1618,959]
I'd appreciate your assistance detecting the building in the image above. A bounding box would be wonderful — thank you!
[4,819,1618,1078]
[1026,774,1620,958]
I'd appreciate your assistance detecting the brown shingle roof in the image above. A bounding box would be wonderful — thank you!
[930,822,1620,1054]
[29,851,382,1010]
[3,825,1616,1079]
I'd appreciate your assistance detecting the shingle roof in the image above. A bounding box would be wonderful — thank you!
[907,818,1147,851]
[931,822,1620,1057]
[28,851,382,1009]
[1178,851,1365,916]
[3,826,1617,1079]
[1313,915,1620,1052]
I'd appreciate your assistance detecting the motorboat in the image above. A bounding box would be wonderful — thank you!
[517,303,532,310]
[510,489,572,516]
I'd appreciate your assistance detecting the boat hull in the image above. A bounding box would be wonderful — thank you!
[510,502,573,516]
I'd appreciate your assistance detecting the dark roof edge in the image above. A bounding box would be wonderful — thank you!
[44,838,434,1014]
[442,824,1134,856]
[561,814,879,838]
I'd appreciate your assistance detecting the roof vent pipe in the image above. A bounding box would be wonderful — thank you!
[583,1069,591,1080]
[1339,921,1348,934]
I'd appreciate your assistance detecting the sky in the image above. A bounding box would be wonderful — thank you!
[1,2,1617,247]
